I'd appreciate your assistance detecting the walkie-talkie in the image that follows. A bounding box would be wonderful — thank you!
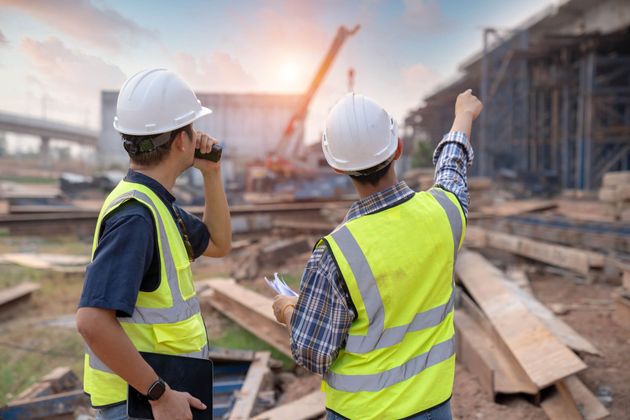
[194,144,222,162]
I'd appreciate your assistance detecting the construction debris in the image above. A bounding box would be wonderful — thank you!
[0,253,89,273]
[0,282,40,320]
[201,279,292,357]
[599,171,630,222]
[252,390,325,420]
[480,199,557,217]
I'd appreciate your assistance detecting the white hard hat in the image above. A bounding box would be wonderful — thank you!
[322,93,398,174]
[113,68,212,135]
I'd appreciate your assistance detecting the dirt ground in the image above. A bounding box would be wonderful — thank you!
[1,234,628,418]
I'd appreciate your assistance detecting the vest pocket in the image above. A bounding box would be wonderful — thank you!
[177,261,196,300]
[152,314,206,354]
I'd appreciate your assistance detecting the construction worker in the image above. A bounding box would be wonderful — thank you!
[272,90,482,419]
[76,68,231,420]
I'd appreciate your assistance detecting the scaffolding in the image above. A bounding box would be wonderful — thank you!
[406,0,630,191]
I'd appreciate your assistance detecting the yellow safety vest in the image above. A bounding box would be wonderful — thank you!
[83,180,209,408]
[320,188,465,419]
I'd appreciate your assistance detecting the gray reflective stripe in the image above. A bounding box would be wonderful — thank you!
[345,290,455,353]
[117,296,200,325]
[332,224,455,354]
[87,344,209,374]
[331,226,384,336]
[325,336,455,392]
[429,189,463,261]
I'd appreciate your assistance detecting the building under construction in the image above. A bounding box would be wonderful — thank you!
[406,0,630,191]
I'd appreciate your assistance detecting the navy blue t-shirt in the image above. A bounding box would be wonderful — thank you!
[78,169,210,317]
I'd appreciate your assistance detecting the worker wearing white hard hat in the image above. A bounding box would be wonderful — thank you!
[273,91,483,419]
[78,68,231,419]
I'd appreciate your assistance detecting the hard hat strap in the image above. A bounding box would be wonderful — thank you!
[122,132,172,155]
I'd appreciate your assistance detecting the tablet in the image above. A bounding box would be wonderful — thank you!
[127,352,213,420]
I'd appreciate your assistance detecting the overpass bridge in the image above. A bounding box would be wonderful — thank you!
[0,111,98,159]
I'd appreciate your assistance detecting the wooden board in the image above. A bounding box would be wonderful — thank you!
[14,367,78,401]
[252,390,325,420]
[455,310,495,397]
[202,279,292,357]
[229,352,271,420]
[564,375,610,420]
[602,171,630,188]
[541,381,583,420]
[455,251,587,389]
[0,282,40,319]
[0,253,89,273]
[458,294,538,395]
[503,280,601,356]
[478,229,605,276]
[480,200,557,217]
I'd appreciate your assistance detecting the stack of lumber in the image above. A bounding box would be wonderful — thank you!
[0,282,40,320]
[468,176,494,210]
[465,226,607,280]
[455,251,609,420]
[0,367,88,419]
[598,171,630,222]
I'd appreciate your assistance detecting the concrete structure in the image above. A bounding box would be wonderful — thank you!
[0,111,98,163]
[406,0,630,190]
[100,92,303,168]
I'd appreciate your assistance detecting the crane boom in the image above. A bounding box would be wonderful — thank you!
[274,24,360,156]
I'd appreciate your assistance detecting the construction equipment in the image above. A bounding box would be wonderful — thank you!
[245,25,360,202]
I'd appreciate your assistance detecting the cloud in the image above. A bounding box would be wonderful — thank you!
[401,62,440,95]
[175,52,256,92]
[402,0,446,32]
[0,0,156,50]
[0,30,7,46]
[21,36,126,95]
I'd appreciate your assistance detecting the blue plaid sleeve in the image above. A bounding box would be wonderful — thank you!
[288,245,354,375]
[432,131,474,217]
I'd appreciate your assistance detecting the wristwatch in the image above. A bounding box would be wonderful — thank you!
[146,378,167,401]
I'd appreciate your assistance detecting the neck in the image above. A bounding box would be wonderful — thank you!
[351,169,399,199]
[130,164,178,193]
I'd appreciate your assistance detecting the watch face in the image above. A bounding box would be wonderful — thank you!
[148,379,166,400]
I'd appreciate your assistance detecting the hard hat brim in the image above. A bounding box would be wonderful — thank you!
[114,106,213,136]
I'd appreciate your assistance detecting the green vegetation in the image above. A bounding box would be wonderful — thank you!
[0,175,58,184]
[211,316,293,368]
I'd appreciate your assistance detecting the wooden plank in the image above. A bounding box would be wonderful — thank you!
[623,270,630,291]
[251,390,325,420]
[208,348,257,362]
[202,279,292,357]
[455,251,587,389]
[503,280,601,356]
[14,367,78,401]
[459,295,538,395]
[541,381,583,420]
[229,352,271,420]
[464,226,488,248]
[0,390,87,420]
[480,229,606,276]
[564,376,610,420]
[454,310,495,397]
[602,171,630,188]
[480,200,557,217]
[0,282,40,319]
[613,295,630,329]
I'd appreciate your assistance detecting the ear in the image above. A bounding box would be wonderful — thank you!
[173,131,187,152]
[393,138,403,161]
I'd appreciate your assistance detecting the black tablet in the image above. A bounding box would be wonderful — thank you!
[127,352,213,420]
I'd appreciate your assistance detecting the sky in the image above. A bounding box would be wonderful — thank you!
[0,0,559,145]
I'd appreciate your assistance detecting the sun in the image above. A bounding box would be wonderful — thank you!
[279,60,300,85]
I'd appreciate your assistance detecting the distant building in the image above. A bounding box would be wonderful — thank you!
[99,92,303,168]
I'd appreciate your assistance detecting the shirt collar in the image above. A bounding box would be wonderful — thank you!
[124,169,176,205]
[343,181,415,223]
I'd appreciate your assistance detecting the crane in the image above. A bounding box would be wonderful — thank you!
[246,25,360,198]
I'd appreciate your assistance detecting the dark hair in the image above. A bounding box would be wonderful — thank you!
[349,161,393,186]
[122,124,193,167]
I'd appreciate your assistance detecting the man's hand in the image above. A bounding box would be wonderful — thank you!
[150,385,206,420]
[193,131,220,175]
[455,89,483,120]
[272,295,298,325]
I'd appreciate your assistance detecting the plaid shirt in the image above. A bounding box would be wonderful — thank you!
[289,131,474,374]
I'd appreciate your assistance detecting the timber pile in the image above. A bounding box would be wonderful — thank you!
[0,282,40,320]
[455,250,609,420]
[0,367,89,419]
[464,226,609,281]
[598,171,630,222]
